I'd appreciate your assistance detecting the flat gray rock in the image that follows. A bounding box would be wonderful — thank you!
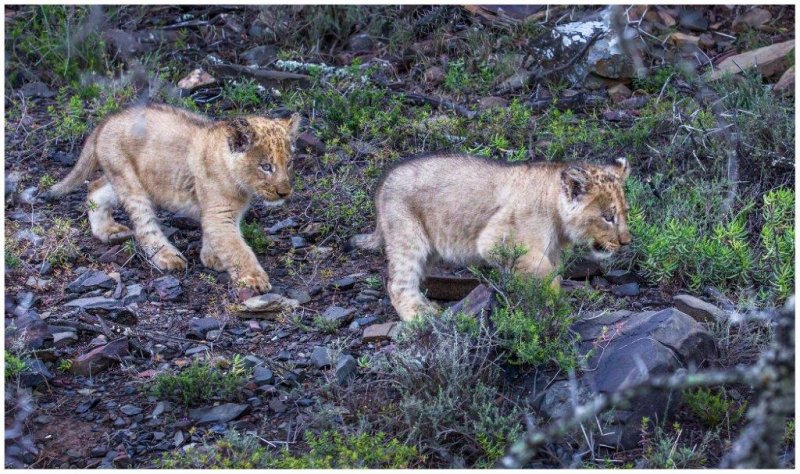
[242,293,299,314]
[336,354,357,384]
[539,308,717,449]
[64,296,129,314]
[673,294,727,323]
[310,346,333,369]
[189,403,250,424]
[322,306,356,326]
[67,270,115,293]
[151,275,182,301]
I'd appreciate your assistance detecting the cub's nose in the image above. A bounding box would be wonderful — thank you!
[277,189,291,198]
[619,231,632,246]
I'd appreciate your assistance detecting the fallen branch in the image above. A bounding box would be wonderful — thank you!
[398,92,477,118]
[210,63,311,88]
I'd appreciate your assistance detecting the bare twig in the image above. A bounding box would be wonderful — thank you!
[397,92,476,119]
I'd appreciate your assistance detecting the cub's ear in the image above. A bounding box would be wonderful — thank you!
[608,157,630,180]
[284,113,302,141]
[561,165,592,200]
[226,117,254,153]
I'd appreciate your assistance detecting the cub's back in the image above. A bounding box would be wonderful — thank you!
[95,104,217,209]
[98,104,211,154]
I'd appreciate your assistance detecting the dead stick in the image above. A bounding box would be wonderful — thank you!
[399,92,476,118]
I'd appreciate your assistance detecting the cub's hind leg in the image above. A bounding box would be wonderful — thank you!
[87,177,133,244]
[384,223,439,322]
[105,171,186,271]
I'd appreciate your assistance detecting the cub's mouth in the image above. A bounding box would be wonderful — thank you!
[261,196,286,207]
[589,241,614,260]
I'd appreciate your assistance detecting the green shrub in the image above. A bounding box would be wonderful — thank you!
[641,419,710,468]
[312,315,340,334]
[5,248,21,269]
[38,174,56,189]
[159,430,270,469]
[270,431,419,468]
[161,429,419,469]
[240,220,271,254]
[382,311,522,467]
[537,108,603,160]
[625,177,794,299]
[625,177,755,292]
[480,243,581,370]
[33,217,80,268]
[758,188,794,302]
[305,172,373,242]
[683,387,747,429]
[48,93,88,143]
[5,351,27,379]
[287,77,405,141]
[6,6,109,86]
[443,59,469,93]
[632,65,678,95]
[785,419,795,445]
[150,356,250,406]
[223,78,262,111]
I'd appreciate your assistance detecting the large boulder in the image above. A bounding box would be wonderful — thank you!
[529,7,638,88]
[536,308,717,449]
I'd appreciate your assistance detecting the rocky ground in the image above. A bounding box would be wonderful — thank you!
[4,5,795,468]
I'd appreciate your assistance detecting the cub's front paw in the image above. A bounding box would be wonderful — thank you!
[236,268,272,293]
[96,224,134,244]
[200,247,226,272]
[152,246,188,271]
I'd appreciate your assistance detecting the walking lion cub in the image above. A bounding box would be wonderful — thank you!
[47,103,301,292]
[350,153,632,321]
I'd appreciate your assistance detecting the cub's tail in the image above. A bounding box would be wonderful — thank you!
[345,231,383,253]
[43,128,101,200]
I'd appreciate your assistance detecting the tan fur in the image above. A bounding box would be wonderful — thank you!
[352,153,632,321]
[48,104,301,291]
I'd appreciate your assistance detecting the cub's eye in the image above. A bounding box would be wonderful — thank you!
[603,213,615,223]
[260,163,274,173]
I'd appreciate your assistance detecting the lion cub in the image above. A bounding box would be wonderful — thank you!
[350,153,632,321]
[47,104,301,292]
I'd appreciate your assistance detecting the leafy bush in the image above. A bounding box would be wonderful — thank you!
[38,174,56,190]
[240,220,272,254]
[480,243,581,370]
[34,217,81,268]
[376,311,522,467]
[5,248,21,269]
[306,171,373,242]
[640,419,710,469]
[160,429,419,469]
[758,188,794,302]
[537,108,603,160]
[159,430,270,469]
[5,351,27,379]
[48,93,89,143]
[223,78,263,111]
[625,177,794,300]
[6,6,110,86]
[270,431,419,468]
[683,387,747,429]
[150,356,250,406]
[288,77,406,141]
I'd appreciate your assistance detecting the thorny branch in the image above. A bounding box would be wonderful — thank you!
[499,298,794,468]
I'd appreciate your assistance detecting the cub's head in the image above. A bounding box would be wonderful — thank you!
[559,158,633,260]
[225,114,301,205]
